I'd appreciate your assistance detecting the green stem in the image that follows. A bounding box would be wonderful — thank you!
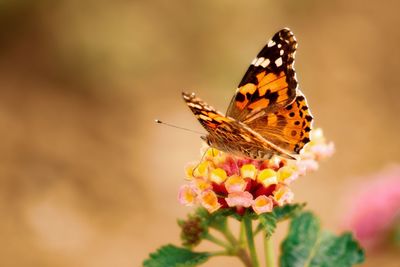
[210,250,231,257]
[243,215,259,267]
[237,248,253,267]
[216,218,238,246]
[204,233,232,250]
[221,225,238,245]
[239,219,246,246]
[264,234,275,267]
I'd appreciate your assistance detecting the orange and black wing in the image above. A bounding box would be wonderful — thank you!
[244,91,313,154]
[182,92,298,159]
[182,92,233,133]
[226,28,298,122]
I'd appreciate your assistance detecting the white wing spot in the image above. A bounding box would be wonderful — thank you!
[267,40,276,47]
[275,57,283,67]
[280,49,284,56]
[254,57,265,66]
[199,114,212,121]
[251,58,257,65]
[189,103,203,109]
[260,58,270,68]
[277,44,282,48]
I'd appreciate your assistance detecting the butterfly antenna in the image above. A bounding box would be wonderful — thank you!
[155,119,204,135]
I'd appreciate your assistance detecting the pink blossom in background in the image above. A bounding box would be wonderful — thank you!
[343,165,400,250]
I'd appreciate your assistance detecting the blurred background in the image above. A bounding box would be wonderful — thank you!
[0,0,399,266]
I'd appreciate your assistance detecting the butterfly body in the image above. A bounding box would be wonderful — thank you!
[183,28,313,160]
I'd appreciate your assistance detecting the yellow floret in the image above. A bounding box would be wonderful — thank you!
[193,160,214,178]
[205,148,220,158]
[210,168,227,184]
[240,164,257,179]
[257,169,277,186]
[277,166,296,183]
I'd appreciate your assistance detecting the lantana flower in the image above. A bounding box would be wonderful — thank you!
[178,128,334,214]
[343,165,400,250]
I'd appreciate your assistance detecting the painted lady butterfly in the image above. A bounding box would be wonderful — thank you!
[183,28,313,160]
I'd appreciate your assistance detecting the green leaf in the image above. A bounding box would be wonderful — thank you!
[280,212,364,267]
[258,212,277,238]
[256,204,305,237]
[143,244,210,267]
[273,203,305,221]
[308,232,365,267]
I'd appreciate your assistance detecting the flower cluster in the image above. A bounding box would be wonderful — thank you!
[178,128,334,214]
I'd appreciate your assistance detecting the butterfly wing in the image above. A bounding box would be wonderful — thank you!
[226,28,298,122]
[182,92,233,133]
[243,91,313,154]
[226,28,312,154]
[182,92,296,159]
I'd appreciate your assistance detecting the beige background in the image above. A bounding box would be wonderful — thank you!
[0,0,399,266]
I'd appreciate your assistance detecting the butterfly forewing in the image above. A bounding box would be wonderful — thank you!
[226,28,298,121]
[182,92,234,132]
[182,92,296,160]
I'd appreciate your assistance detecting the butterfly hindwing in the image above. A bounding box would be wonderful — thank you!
[244,91,313,154]
[226,28,298,121]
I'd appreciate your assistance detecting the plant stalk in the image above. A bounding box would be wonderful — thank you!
[243,216,259,267]
[264,234,275,267]
[204,233,232,250]
[220,220,238,245]
[237,247,253,267]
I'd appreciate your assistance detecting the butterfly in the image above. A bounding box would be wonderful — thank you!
[183,28,313,160]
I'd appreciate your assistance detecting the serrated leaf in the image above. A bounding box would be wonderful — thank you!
[143,244,210,267]
[308,232,365,267]
[280,212,320,267]
[273,203,305,221]
[258,212,277,238]
[280,212,364,267]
